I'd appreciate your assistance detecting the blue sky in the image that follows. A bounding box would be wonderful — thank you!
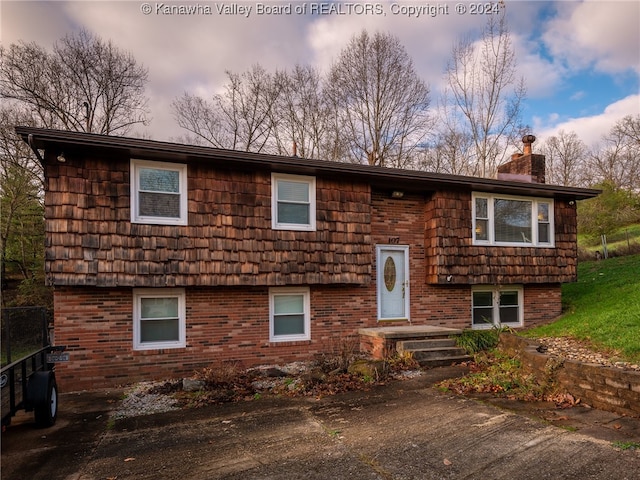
[2,1,639,150]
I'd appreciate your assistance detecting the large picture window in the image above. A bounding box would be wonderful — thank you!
[131,159,188,225]
[271,173,316,231]
[133,288,186,350]
[472,286,523,329]
[472,194,553,247]
[269,287,311,342]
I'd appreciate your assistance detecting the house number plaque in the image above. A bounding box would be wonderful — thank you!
[384,257,396,292]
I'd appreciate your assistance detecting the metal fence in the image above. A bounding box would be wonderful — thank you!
[1,306,50,367]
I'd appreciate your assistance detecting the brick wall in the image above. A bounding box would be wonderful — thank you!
[53,285,378,391]
[523,284,562,328]
[500,334,640,417]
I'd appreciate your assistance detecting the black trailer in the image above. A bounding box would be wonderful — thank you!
[1,307,65,429]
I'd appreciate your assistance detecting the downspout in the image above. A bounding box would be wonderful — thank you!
[27,134,45,164]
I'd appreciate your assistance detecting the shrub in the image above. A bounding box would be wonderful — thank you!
[455,327,506,355]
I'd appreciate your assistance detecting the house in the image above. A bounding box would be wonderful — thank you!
[17,127,600,390]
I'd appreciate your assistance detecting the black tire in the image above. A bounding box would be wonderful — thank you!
[28,371,58,428]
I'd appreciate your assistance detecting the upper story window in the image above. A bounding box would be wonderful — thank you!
[131,159,188,225]
[271,173,316,231]
[472,193,554,247]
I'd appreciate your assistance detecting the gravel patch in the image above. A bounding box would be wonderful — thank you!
[112,381,181,419]
[111,361,424,419]
[537,337,640,371]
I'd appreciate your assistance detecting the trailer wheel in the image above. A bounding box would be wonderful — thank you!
[28,371,58,428]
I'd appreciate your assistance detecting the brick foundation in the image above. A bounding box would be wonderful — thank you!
[53,282,563,391]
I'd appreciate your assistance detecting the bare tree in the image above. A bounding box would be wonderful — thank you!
[0,29,149,135]
[540,130,587,186]
[270,65,331,158]
[173,65,279,152]
[418,128,475,175]
[586,115,640,190]
[325,30,431,168]
[443,8,526,177]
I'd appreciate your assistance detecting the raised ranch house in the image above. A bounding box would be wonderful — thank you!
[17,127,600,390]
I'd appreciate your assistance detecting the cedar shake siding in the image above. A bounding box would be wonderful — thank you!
[43,154,372,287]
[425,190,578,285]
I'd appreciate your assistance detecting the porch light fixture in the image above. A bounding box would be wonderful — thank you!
[57,152,66,163]
[391,190,404,199]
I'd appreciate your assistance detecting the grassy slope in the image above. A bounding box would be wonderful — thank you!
[523,254,640,363]
[578,223,640,255]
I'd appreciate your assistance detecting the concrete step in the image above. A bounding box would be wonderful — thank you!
[397,338,457,352]
[416,355,473,368]
[412,347,469,361]
[395,335,472,367]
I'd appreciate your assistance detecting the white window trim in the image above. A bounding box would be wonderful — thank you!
[131,159,188,225]
[133,288,186,350]
[271,173,316,231]
[269,287,311,342]
[471,285,524,330]
[472,193,554,247]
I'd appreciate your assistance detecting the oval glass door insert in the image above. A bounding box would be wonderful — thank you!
[384,256,396,292]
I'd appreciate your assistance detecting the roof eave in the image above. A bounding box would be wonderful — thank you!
[15,126,601,200]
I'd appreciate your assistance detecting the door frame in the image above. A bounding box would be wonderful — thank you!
[376,245,410,322]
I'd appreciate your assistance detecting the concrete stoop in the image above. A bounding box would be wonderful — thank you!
[359,326,472,367]
[396,338,472,367]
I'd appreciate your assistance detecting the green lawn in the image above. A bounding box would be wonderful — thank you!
[523,254,640,363]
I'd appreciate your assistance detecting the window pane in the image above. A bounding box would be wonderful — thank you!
[494,199,532,243]
[141,297,179,319]
[139,192,181,218]
[475,197,488,218]
[475,219,488,241]
[538,223,550,244]
[473,291,493,307]
[274,295,303,315]
[537,203,549,222]
[278,180,309,202]
[473,307,493,325]
[277,203,310,224]
[141,319,179,342]
[499,291,519,324]
[273,314,305,336]
[140,168,180,193]
[500,291,518,306]
[499,306,519,324]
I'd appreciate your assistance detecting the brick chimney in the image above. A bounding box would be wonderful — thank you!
[497,135,546,183]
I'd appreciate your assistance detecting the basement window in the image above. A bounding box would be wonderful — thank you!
[472,286,523,329]
[269,287,311,342]
[133,288,186,350]
[472,193,554,247]
[131,159,188,225]
[271,173,316,231]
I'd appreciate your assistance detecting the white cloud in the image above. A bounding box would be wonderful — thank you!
[543,0,640,75]
[2,1,637,146]
[510,34,565,98]
[536,94,640,148]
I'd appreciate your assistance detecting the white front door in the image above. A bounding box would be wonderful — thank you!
[377,246,410,321]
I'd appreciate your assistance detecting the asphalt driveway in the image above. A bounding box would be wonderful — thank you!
[2,366,639,479]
